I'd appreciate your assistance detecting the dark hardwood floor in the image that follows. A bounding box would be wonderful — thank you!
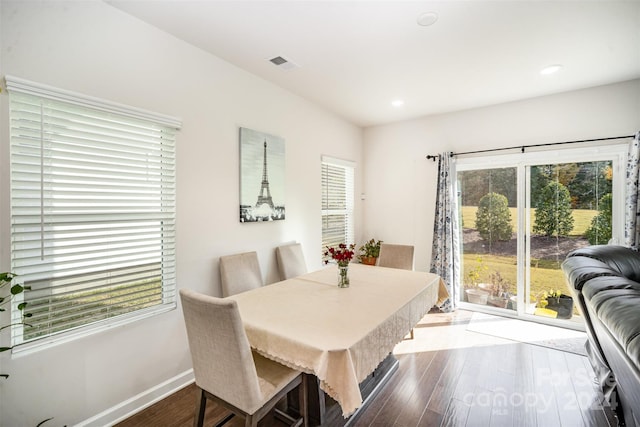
[116,310,617,427]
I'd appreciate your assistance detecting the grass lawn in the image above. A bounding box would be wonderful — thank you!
[462,254,569,300]
[461,206,597,236]
[24,279,162,340]
[460,207,595,317]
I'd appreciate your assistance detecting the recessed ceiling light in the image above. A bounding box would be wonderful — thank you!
[540,64,563,75]
[391,100,405,107]
[417,12,438,27]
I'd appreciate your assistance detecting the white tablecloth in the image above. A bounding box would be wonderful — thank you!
[228,263,443,417]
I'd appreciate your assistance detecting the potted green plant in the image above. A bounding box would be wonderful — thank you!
[486,271,509,308]
[1,273,61,425]
[509,293,537,313]
[1,272,30,379]
[464,256,489,304]
[358,239,382,266]
[541,289,574,319]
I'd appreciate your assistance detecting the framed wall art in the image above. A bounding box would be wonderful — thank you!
[239,127,286,222]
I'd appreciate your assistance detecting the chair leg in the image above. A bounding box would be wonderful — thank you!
[299,376,308,427]
[403,328,414,340]
[245,414,258,427]
[214,413,235,427]
[194,387,206,427]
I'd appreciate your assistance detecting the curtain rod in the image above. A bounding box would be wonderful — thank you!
[425,134,635,162]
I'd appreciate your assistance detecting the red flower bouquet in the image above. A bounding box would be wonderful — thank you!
[323,243,356,267]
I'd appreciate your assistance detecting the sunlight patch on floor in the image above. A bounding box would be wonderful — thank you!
[467,311,586,342]
[394,309,587,356]
[394,310,513,355]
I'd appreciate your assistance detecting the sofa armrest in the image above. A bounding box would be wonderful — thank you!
[561,256,619,291]
[565,245,640,283]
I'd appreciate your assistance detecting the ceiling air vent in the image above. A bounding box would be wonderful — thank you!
[270,56,287,66]
[267,55,299,71]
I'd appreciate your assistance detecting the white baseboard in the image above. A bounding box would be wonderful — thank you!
[75,369,195,427]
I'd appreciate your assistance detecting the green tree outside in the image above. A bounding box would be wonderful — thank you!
[533,181,574,237]
[568,162,612,209]
[530,163,579,208]
[585,193,612,245]
[475,192,513,243]
[459,168,517,207]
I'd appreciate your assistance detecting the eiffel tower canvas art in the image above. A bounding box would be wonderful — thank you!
[239,127,286,222]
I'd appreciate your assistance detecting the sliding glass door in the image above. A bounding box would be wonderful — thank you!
[458,167,518,310]
[456,146,626,326]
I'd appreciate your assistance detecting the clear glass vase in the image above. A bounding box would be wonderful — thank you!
[338,264,350,288]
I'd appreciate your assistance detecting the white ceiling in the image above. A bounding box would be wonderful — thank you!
[108,0,640,127]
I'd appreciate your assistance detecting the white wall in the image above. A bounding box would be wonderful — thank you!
[2,1,639,425]
[363,79,640,272]
[0,1,362,425]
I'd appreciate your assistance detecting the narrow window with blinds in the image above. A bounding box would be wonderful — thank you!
[7,76,181,350]
[321,156,355,257]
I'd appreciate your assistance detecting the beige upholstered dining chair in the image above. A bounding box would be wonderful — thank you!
[219,251,263,297]
[275,243,307,280]
[180,289,307,427]
[377,243,415,271]
[376,243,416,339]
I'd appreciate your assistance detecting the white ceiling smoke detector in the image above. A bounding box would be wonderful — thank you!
[417,12,439,27]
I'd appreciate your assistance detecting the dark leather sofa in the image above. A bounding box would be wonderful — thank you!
[562,245,640,427]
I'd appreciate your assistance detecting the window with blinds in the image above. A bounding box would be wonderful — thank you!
[7,76,181,349]
[321,156,355,256]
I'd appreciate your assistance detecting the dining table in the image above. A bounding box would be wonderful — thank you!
[227,263,446,424]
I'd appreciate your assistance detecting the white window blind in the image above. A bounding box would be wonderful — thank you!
[321,156,355,255]
[7,76,180,348]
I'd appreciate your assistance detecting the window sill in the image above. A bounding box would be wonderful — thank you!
[11,303,176,357]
